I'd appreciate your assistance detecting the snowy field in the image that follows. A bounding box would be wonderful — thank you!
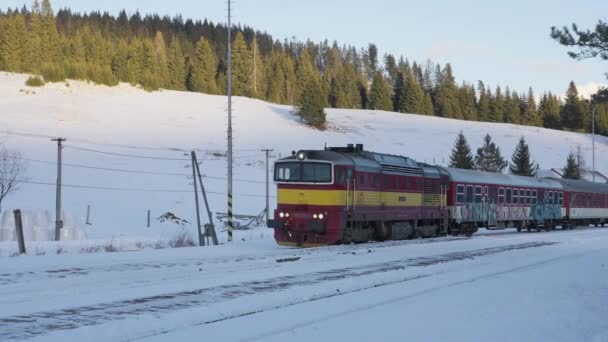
[1,227,607,341]
[1,72,607,250]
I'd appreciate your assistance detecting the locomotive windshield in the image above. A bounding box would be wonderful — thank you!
[275,162,332,183]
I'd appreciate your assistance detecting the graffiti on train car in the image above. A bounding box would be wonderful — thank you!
[453,199,561,223]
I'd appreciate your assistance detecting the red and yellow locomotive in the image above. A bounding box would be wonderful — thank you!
[268,144,459,247]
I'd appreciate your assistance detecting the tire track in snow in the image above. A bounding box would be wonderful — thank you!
[0,241,555,341]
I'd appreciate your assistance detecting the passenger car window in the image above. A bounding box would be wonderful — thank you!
[456,185,465,204]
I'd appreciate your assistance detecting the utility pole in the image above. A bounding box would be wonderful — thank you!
[191,151,204,246]
[193,153,219,246]
[262,149,274,222]
[592,105,597,182]
[51,138,66,241]
[226,0,234,242]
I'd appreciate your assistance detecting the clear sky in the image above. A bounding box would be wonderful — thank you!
[4,0,608,98]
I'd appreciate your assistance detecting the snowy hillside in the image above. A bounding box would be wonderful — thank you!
[0,72,606,244]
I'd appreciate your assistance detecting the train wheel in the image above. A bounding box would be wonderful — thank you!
[517,227,521,232]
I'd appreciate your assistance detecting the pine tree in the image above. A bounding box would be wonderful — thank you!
[296,76,326,127]
[403,68,425,114]
[504,89,521,124]
[522,87,539,126]
[250,34,266,98]
[562,152,581,179]
[435,64,460,118]
[477,81,490,121]
[423,92,434,115]
[489,86,505,122]
[561,81,584,130]
[392,71,405,112]
[153,31,169,88]
[187,36,217,94]
[231,31,252,96]
[449,132,475,169]
[474,134,507,173]
[368,72,392,111]
[540,93,561,129]
[166,36,186,90]
[509,137,537,176]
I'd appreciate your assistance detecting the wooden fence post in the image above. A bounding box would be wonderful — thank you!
[14,209,26,255]
[147,210,151,228]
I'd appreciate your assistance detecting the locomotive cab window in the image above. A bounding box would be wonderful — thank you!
[456,185,465,203]
[274,162,332,183]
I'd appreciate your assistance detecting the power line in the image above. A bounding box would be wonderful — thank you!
[5,178,274,197]
[64,145,191,161]
[11,155,266,183]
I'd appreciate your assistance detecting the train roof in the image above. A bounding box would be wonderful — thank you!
[444,167,563,190]
[549,178,608,194]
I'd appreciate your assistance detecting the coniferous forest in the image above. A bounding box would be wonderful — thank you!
[1,0,607,131]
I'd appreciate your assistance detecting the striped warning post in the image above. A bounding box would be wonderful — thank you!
[228,193,233,241]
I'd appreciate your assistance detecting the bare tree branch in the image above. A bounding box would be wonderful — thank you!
[0,147,25,213]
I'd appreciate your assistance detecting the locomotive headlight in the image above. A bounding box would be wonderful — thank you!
[297,152,306,160]
[279,212,285,218]
[313,214,318,219]
[318,213,324,220]
[285,212,290,218]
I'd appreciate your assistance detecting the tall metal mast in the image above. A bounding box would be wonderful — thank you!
[226,0,234,242]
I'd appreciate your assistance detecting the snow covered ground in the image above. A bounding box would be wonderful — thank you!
[1,227,606,341]
[1,72,607,248]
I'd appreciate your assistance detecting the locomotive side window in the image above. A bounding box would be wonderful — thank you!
[466,185,474,203]
[512,189,518,204]
[498,188,505,204]
[532,190,537,204]
[456,185,465,204]
[506,188,512,204]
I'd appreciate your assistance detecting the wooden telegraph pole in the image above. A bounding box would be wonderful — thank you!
[262,149,274,222]
[51,138,66,241]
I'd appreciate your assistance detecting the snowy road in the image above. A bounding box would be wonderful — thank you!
[1,228,607,341]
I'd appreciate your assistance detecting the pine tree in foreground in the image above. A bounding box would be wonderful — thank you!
[474,134,507,173]
[449,132,475,169]
[562,152,581,180]
[509,137,537,176]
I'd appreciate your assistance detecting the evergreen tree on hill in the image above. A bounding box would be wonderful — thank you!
[368,72,392,111]
[540,93,561,129]
[562,152,581,180]
[167,36,186,90]
[449,132,475,169]
[477,81,490,122]
[403,68,425,114]
[561,81,585,130]
[231,31,252,96]
[187,36,217,94]
[474,134,507,173]
[509,137,537,176]
[392,71,405,112]
[296,76,326,128]
[522,88,539,126]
